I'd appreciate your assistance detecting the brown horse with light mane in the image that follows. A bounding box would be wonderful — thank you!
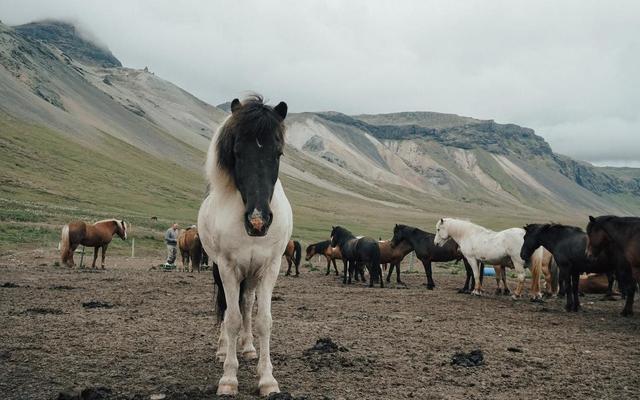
[282,239,302,276]
[493,247,556,300]
[305,240,343,275]
[60,219,127,268]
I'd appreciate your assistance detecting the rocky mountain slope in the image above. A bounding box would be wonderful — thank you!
[0,20,638,251]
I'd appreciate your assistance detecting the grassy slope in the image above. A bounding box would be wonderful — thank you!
[0,113,206,255]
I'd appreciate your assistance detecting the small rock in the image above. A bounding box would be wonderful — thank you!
[507,347,522,353]
[150,394,166,400]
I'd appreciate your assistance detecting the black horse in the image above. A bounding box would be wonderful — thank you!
[390,224,481,292]
[520,223,614,312]
[587,215,640,316]
[330,226,383,288]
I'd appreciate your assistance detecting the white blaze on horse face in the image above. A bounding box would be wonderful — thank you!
[256,138,263,148]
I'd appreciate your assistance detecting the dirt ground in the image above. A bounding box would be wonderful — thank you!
[1,250,640,400]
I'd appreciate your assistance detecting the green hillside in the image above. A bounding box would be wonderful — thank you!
[0,113,205,255]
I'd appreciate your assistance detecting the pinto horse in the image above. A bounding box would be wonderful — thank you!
[305,240,342,275]
[520,223,614,312]
[435,218,528,298]
[178,226,208,273]
[60,219,127,268]
[197,96,291,396]
[330,226,383,287]
[283,239,302,276]
[586,215,640,316]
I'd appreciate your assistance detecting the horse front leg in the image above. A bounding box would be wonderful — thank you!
[342,260,349,284]
[217,268,242,396]
[460,258,472,293]
[239,287,257,360]
[530,256,543,301]
[395,262,403,285]
[333,259,339,276]
[255,262,280,396]
[511,262,525,299]
[605,270,615,298]
[325,256,331,275]
[91,246,99,269]
[494,265,503,295]
[421,258,435,289]
[620,266,637,317]
[468,258,482,295]
[571,272,580,312]
[386,263,394,283]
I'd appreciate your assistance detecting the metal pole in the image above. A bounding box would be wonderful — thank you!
[131,238,135,258]
[409,251,415,273]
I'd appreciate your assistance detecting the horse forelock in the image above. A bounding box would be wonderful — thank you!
[214,95,286,183]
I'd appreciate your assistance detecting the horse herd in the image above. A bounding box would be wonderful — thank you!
[55,96,640,397]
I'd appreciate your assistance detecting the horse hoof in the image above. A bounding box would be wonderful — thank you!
[621,309,633,317]
[494,289,502,295]
[259,381,280,397]
[243,350,258,360]
[511,294,521,300]
[503,290,511,296]
[426,285,435,290]
[217,383,238,396]
[472,290,482,296]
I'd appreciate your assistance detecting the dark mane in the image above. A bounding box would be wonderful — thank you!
[216,94,286,177]
[525,223,583,234]
[310,240,331,253]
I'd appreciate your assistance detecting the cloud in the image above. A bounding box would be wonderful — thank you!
[0,0,638,165]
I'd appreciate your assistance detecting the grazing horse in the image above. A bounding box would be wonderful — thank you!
[283,239,302,276]
[197,96,291,396]
[60,219,127,269]
[520,223,613,312]
[178,226,208,273]
[586,215,640,316]
[378,239,413,285]
[391,224,475,290]
[330,226,383,287]
[435,218,527,298]
[305,240,342,275]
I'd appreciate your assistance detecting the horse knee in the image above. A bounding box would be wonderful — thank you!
[255,313,272,338]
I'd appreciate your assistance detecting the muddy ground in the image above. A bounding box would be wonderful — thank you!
[1,251,639,400]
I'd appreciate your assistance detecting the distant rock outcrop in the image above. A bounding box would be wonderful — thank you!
[14,20,122,68]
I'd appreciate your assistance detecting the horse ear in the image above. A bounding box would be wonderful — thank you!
[230,98,241,113]
[440,218,444,224]
[589,215,596,223]
[274,101,288,120]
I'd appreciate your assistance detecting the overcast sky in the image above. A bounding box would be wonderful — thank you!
[2,1,639,166]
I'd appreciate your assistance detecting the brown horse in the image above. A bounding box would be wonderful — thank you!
[60,219,127,268]
[178,226,208,273]
[305,240,342,275]
[378,240,414,284]
[283,239,302,276]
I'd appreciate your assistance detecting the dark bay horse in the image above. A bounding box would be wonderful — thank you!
[60,219,127,268]
[520,223,614,313]
[378,239,414,285]
[178,226,208,273]
[586,215,640,316]
[283,239,302,276]
[390,224,471,290]
[305,240,342,275]
[330,226,383,287]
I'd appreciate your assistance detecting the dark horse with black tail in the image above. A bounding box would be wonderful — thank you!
[283,239,302,276]
[305,240,341,275]
[587,215,640,316]
[520,223,614,313]
[330,226,383,288]
[390,224,479,291]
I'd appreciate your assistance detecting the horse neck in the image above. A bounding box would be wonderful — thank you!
[97,221,117,237]
[446,219,481,241]
[395,240,414,256]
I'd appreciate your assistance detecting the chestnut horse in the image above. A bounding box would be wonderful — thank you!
[305,240,342,275]
[178,226,208,273]
[283,239,302,276]
[378,239,414,285]
[60,219,127,268]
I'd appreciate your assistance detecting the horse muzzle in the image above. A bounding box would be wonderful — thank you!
[244,209,272,237]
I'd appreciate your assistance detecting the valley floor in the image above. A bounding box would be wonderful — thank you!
[1,252,639,399]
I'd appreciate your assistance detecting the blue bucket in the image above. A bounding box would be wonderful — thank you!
[483,266,496,276]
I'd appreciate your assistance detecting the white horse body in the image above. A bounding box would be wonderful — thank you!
[435,218,527,296]
[198,99,292,396]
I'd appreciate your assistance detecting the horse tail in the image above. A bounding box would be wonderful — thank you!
[293,240,302,267]
[60,224,70,264]
[371,241,381,280]
[212,263,246,324]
